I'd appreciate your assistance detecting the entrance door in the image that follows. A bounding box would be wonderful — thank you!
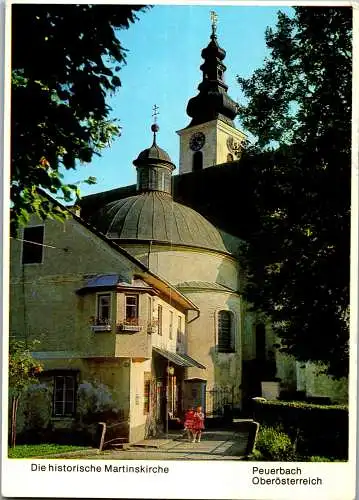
[184,380,206,411]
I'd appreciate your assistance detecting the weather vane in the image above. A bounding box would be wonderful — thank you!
[210,11,218,36]
[152,104,159,124]
[151,104,160,142]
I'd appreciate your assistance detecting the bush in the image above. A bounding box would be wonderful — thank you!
[252,399,348,459]
[255,426,296,461]
[307,455,335,462]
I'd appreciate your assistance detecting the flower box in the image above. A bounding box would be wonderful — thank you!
[91,325,112,332]
[117,321,142,333]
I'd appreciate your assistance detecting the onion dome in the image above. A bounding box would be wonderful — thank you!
[90,191,228,253]
[186,26,238,127]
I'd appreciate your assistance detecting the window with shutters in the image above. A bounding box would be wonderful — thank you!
[53,374,76,417]
[217,310,235,353]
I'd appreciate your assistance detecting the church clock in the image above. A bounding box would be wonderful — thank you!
[189,132,205,151]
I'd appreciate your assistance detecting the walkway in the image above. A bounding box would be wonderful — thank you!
[81,429,251,461]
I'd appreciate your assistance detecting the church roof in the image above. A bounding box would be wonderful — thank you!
[135,143,173,164]
[176,281,235,292]
[89,191,230,253]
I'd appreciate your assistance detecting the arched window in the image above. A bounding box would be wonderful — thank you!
[192,151,203,172]
[256,323,266,360]
[218,311,234,353]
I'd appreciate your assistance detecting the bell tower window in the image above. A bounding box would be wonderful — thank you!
[192,151,203,172]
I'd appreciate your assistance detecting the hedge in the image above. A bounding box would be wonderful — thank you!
[252,399,348,459]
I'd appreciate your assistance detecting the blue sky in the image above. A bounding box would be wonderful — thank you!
[63,4,293,197]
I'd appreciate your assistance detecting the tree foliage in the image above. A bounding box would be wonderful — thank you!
[9,339,43,447]
[11,4,148,234]
[237,7,351,377]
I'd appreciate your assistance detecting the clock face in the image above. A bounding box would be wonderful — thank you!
[189,132,205,151]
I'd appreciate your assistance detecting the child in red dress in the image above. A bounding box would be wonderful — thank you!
[183,407,195,442]
[193,406,205,442]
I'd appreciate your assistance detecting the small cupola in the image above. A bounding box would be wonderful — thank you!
[133,111,176,195]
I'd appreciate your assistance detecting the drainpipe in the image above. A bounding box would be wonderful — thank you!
[187,309,200,324]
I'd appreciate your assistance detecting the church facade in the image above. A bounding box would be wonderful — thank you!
[9,21,347,445]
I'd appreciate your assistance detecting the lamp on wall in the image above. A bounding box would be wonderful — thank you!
[167,366,175,376]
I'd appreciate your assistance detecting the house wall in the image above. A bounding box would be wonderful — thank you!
[10,216,136,355]
[115,292,152,358]
[84,358,131,419]
[128,359,152,442]
[151,296,186,352]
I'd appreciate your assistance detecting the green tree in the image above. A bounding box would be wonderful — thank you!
[9,339,43,447]
[237,7,351,377]
[11,4,148,234]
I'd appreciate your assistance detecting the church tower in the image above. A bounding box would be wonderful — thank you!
[177,12,246,175]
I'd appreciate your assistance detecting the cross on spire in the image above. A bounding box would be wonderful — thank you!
[152,104,159,123]
[210,10,218,36]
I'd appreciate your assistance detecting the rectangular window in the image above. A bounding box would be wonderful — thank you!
[177,316,182,343]
[169,311,173,340]
[143,372,151,415]
[218,310,234,353]
[158,305,163,335]
[53,375,76,417]
[97,293,111,324]
[125,295,138,322]
[22,226,44,264]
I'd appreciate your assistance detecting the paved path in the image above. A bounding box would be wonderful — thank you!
[76,430,250,461]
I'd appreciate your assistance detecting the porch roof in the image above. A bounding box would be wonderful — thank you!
[152,347,205,369]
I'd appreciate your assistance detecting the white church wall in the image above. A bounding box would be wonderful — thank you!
[119,243,240,291]
[182,290,242,401]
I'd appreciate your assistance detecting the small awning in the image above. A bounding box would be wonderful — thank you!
[153,347,205,369]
